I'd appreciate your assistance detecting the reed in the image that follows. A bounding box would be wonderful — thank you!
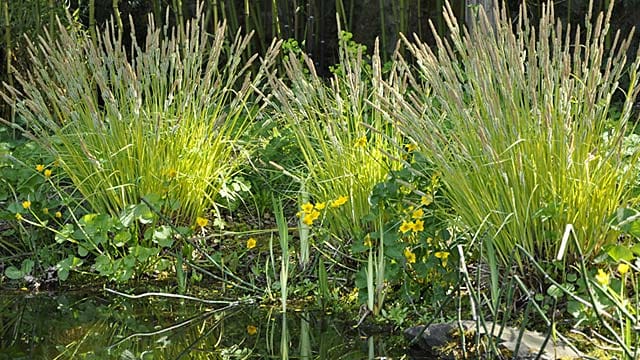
[384,0,640,272]
[3,9,280,225]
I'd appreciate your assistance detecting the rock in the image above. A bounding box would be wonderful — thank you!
[404,321,584,360]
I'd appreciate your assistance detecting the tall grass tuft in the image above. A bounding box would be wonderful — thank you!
[385,0,640,271]
[4,10,279,224]
[268,33,402,242]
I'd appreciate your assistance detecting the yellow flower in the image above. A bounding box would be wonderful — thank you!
[167,168,177,179]
[405,143,418,152]
[412,208,424,219]
[55,211,62,218]
[595,269,610,286]
[354,136,367,148]
[435,251,450,267]
[247,325,257,335]
[15,213,23,221]
[247,237,257,250]
[302,210,321,226]
[399,221,413,234]
[196,216,209,228]
[404,248,416,264]
[331,196,348,208]
[301,202,315,214]
[44,169,52,178]
[22,200,31,209]
[364,235,372,247]
[421,194,433,206]
[411,219,424,233]
[35,164,45,172]
[42,208,49,215]
[618,263,630,276]
[314,202,326,210]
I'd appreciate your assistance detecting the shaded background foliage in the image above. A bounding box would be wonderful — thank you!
[1,0,640,122]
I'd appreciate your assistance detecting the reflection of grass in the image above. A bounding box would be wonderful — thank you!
[2,291,407,359]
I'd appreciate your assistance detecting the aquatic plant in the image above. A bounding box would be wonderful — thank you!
[385,0,640,272]
[267,30,402,243]
[3,10,279,225]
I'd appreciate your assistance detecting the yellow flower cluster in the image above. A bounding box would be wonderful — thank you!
[298,196,348,226]
[595,263,634,287]
[35,164,53,178]
[399,219,424,234]
[331,195,348,208]
[299,203,321,226]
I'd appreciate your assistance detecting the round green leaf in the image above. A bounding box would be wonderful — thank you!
[4,266,23,280]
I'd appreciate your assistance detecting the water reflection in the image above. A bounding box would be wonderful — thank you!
[0,290,407,359]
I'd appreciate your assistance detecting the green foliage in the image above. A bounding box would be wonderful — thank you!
[4,13,279,226]
[54,197,177,282]
[0,128,85,281]
[386,1,640,271]
[355,149,455,313]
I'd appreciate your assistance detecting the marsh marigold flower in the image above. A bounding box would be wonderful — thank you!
[196,216,209,228]
[618,263,630,276]
[44,169,52,178]
[435,251,450,267]
[595,269,610,286]
[22,200,31,209]
[55,211,62,218]
[331,196,348,208]
[399,221,413,234]
[36,164,45,172]
[15,213,23,221]
[301,202,314,214]
[421,194,433,206]
[247,237,257,250]
[247,325,257,335]
[302,210,320,226]
[404,248,416,264]
[411,219,424,233]
[412,208,424,219]
[405,143,418,152]
[314,202,326,210]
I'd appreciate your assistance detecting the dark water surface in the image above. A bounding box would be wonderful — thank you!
[0,289,410,359]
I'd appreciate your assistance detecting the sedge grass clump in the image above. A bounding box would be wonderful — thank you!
[385,0,640,272]
[3,11,279,225]
[268,31,403,242]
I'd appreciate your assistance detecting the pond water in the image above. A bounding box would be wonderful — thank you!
[0,289,416,359]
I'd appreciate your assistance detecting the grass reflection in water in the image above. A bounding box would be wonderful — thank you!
[0,289,406,359]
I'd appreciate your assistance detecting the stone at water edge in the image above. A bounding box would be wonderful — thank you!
[404,321,584,360]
